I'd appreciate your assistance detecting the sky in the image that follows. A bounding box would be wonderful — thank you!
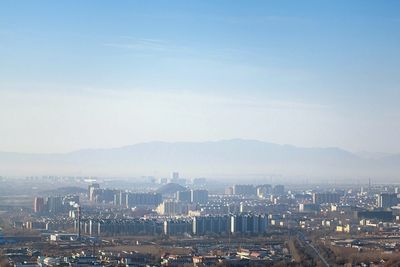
[0,1,400,154]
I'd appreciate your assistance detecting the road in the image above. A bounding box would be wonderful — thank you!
[297,231,330,267]
[308,242,330,267]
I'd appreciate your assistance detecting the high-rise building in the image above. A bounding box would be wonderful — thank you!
[377,193,398,209]
[230,214,247,234]
[126,192,162,207]
[172,172,179,180]
[47,196,63,214]
[164,219,192,235]
[170,172,186,185]
[176,190,191,202]
[88,183,100,202]
[156,200,188,216]
[191,189,209,204]
[225,186,234,195]
[312,192,341,205]
[256,184,272,198]
[233,185,256,196]
[113,193,121,206]
[97,189,116,203]
[299,203,320,213]
[87,219,162,236]
[120,191,128,207]
[33,197,45,213]
[192,215,230,235]
[230,214,268,234]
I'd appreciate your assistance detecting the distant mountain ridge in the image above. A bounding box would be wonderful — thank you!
[0,139,399,181]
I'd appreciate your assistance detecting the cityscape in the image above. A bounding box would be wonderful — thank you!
[1,1,400,266]
[2,174,400,266]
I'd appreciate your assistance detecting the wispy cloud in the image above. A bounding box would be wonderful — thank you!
[103,37,192,55]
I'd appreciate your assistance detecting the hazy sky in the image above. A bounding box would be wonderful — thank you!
[1,1,400,154]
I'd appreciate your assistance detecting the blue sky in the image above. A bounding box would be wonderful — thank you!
[0,1,400,153]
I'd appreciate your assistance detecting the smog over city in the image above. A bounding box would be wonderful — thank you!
[1,1,400,266]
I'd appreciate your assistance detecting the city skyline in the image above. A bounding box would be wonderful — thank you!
[2,2,400,266]
[1,1,400,154]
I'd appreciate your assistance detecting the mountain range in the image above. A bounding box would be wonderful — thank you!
[0,139,399,181]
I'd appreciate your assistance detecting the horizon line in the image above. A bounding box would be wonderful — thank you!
[0,138,396,156]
